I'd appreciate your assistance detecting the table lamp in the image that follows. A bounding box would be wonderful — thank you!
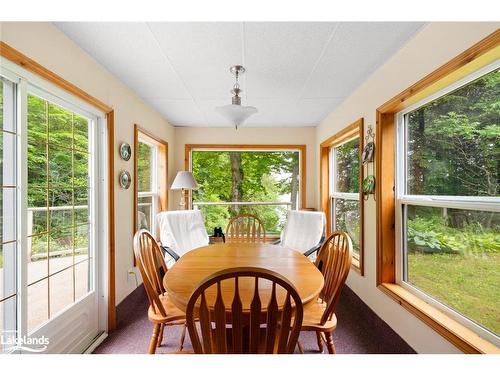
[171,171,198,209]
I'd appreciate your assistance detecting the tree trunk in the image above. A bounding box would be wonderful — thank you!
[290,161,299,210]
[412,110,426,194]
[229,152,243,216]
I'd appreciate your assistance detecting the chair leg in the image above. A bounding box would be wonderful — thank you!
[324,331,336,354]
[178,324,187,351]
[149,323,161,354]
[316,331,324,353]
[297,340,304,354]
[157,323,165,347]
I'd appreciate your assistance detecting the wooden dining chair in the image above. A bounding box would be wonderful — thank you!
[133,229,187,354]
[225,213,266,243]
[185,267,304,354]
[299,231,352,354]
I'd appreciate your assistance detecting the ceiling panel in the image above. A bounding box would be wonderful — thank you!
[244,22,337,99]
[147,98,206,126]
[56,22,191,100]
[301,22,425,98]
[148,22,243,99]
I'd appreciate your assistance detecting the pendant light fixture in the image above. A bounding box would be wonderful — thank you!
[216,65,257,129]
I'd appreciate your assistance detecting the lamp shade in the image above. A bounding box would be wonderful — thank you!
[171,171,198,190]
[216,104,258,129]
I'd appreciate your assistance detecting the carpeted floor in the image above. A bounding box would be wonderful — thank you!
[93,285,415,354]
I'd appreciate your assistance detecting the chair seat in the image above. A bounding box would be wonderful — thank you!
[301,299,337,331]
[148,293,186,324]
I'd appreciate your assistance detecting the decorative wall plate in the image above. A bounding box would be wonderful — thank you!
[119,170,131,189]
[362,141,375,164]
[119,142,132,161]
[362,175,375,194]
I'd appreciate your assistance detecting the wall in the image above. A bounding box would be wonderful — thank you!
[0,22,176,305]
[316,22,499,353]
[173,126,317,210]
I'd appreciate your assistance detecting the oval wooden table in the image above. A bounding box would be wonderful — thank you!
[163,242,324,314]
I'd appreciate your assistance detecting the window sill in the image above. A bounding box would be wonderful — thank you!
[378,283,499,354]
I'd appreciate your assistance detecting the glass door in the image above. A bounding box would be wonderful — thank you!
[1,69,104,353]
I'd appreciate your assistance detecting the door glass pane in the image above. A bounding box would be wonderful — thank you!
[406,68,499,197]
[405,205,499,336]
[27,279,48,333]
[333,198,360,257]
[334,138,359,193]
[27,94,93,331]
[74,259,90,300]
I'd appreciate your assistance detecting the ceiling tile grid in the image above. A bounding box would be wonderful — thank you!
[55,22,424,127]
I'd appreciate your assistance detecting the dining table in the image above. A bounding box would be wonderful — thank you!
[163,242,324,314]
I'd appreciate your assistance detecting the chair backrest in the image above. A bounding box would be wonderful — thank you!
[225,214,266,243]
[133,229,169,318]
[280,210,325,252]
[157,210,209,255]
[186,267,303,354]
[314,231,352,325]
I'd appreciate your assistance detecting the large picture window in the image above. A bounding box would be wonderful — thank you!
[186,145,305,237]
[396,63,499,344]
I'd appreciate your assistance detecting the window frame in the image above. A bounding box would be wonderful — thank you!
[320,118,364,274]
[394,60,500,347]
[133,125,168,245]
[376,30,500,353]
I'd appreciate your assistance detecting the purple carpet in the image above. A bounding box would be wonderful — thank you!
[93,285,415,354]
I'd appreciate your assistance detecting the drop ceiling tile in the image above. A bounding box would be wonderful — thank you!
[244,22,337,99]
[145,98,206,126]
[301,22,425,98]
[56,22,191,99]
[148,22,243,99]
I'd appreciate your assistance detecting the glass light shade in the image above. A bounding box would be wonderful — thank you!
[171,171,198,190]
[216,104,258,128]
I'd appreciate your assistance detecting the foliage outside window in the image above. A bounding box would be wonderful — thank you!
[331,137,361,259]
[191,150,301,235]
[398,66,499,341]
[136,140,157,233]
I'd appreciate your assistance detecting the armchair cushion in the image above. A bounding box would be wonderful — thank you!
[157,210,209,267]
[280,210,325,253]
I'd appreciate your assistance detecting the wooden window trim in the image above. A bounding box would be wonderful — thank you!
[0,41,117,331]
[133,125,168,262]
[319,118,364,275]
[376,30,500,354]
[184,144,307,210]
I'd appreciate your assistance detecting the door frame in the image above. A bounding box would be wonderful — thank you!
[0,42,116,334]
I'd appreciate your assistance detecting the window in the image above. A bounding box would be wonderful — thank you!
[320,119,364,273]
[396,64,499,345]
[331,137,361,263]
[186,145,305,236]
[376,31,499,353]
[134,125,168,239]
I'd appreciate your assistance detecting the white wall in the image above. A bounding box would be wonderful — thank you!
[173,126,317,210]
[316,22,499,353]
[0,22,176,305]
